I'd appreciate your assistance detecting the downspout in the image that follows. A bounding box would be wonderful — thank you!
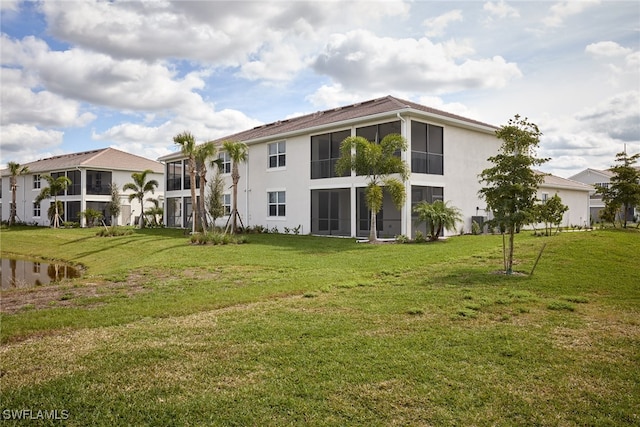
[397,112,410,237]
[245,155,249,228]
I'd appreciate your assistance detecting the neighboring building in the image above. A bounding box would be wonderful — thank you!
[569,167,639,223]
[160,95,505,238]
[534,173,594,228]
[0,148,164,227]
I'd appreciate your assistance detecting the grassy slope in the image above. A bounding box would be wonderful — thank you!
[0,227,638,426]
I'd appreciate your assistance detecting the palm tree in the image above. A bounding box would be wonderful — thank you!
[413,200,462,241]
[194,141,221,231]
[335,134,409,242]
[35,174,72,228]
[144,197,163,227]
[123,169,159,228]
[7,161,29,226]
[173,131,198,232]
[221,140,248,234]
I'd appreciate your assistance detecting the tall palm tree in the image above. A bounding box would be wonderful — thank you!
[173,131,198,232]
[35,174,72,228]
[221,140,248,234]
[123,169,159,228]
[194,141,221,231]
[413,200,462,241]
[335,134,409,242]
[7,161,29,226]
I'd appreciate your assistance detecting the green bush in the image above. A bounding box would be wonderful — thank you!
[96,226,135,237]
[190,232,248,245]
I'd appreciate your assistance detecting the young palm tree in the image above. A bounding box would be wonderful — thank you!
[7,161,29,226]
[123,169,159,229]
[144,197,164,227]
[173,131,199,232]
[221,140,248,234]
[194,141,220,231]
[34,174,72,228]
[413,200,462,241]
[335,134,409,242]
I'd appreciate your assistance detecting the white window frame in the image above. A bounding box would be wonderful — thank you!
[222,193,231,216]
[33,174,41,189]
[219,152,231,174]
[268,141,286,169]
[541,192,549,202]
[33,201,41,217]
[267,190,286,218]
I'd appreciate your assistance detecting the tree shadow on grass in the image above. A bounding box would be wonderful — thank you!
[247,233,376,255]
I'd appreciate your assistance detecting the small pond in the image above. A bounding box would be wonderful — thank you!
[1,257,82,289]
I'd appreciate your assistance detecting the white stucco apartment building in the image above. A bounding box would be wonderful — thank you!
[0,148,164,227]
[536,174,594,228]
[160,96,507,238]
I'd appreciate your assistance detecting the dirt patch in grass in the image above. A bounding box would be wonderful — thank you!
[0,270,158,314]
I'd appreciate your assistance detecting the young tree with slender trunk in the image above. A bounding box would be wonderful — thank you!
[123,169,159,229]
[173,131,199,232]
[206,170,226,229]
[35,174,72,228]
[221,140,248,234]
[107,182,122,226]
[601,151,640,228]
[194,141,221,231]
[479,115,548,274]
[335,134,409,242]
[7,161,29,226]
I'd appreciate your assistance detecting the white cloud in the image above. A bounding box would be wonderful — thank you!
[0,68,95,127]
[0,124,63,166]
[576,91,640,142]
[585,41,632,57]
[237,43,309,82]
[0,0,19,11]
[543,0,600,28]
[483,1,520,20]
[423,10,463,37]
[313,30,522,94]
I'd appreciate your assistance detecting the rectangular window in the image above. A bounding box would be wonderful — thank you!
[67,170,81,195]
[268,141,286,168]
[311,130,350,179]
[51,172,65,196]
[223,194,231,215]
[166,161,183,191]
[33,202,41,217]
[355,120,402,174]
[541,192,549,202]
[183,160,200,190]
[411,121,444,175]
[268,191,286,217]
[166,197,182,227]
[219,152,231,174]
[33,174,41,189]
[86,170,112,195]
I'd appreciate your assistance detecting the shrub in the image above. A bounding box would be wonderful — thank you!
[96,226,135,237]
[190,232,248,245]
[471,220,482,235]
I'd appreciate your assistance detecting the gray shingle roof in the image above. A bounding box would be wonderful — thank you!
[1,148,163,176]
[538,171,595,192]
[211,95,497,145]
[158,95,498,162]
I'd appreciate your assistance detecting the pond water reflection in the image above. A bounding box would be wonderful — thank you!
[1,258,82,289]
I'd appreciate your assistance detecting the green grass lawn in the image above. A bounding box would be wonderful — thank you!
[1,226,638,426]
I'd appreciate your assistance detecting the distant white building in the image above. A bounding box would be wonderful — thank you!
[569,167,639,223]
[0,148,164,227]
[535,173,594,228]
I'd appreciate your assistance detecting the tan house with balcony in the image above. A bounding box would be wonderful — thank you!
[0,148,164,227]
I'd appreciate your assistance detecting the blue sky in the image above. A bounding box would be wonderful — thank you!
[1,0,638,177]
